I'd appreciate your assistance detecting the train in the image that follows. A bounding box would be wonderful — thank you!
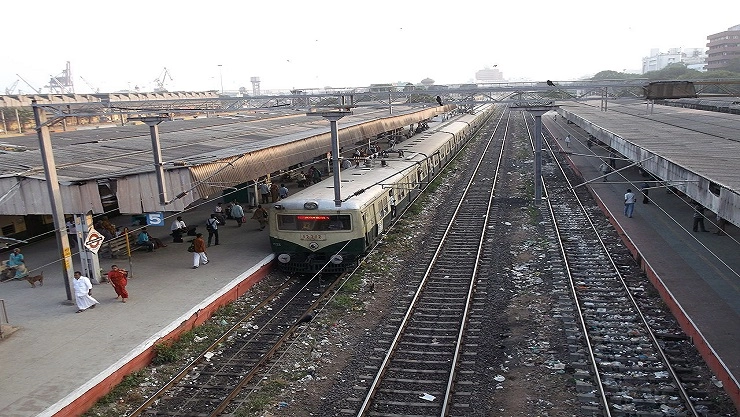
[268,104,495,274]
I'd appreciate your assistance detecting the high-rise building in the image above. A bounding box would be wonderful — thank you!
[705,24,740,71]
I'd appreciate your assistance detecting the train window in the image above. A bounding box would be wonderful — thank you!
[277,214,352,231]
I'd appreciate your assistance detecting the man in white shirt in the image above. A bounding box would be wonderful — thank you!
[259,183,270,204]
[73,271,99,313]
[624,189,636,218]
[170,216,188,242]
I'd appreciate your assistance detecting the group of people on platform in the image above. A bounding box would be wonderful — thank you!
[72,263,128,313]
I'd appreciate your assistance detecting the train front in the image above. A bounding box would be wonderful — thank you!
[269,199,365,275]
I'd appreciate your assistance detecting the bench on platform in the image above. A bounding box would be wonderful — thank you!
[99,234,147,259]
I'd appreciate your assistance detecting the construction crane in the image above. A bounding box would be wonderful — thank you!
[16,74,42,94]
[46,61,75,94]
[80,76,100,93]
[153,67,173,92]
[4,79,19,95]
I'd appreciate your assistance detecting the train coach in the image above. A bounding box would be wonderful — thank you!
[269,104,495,274]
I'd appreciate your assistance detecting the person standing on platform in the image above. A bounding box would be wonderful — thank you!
[191,233,209,269]
[278,183,289,200]
[73,271,99,313]
[692,203,708,232]
[641,182,650,204]
[270,182,279,203]
[251,204,269,230]
[66,219,77,248]
[108,265,129,303]
[565,134,571,148]
[206,214,220,247]
[214,202,226,225]
[230,202,244,227]
[624,189,636,218]
[599,162,611,181]
[259,183,270,204]
[609,152,617,169]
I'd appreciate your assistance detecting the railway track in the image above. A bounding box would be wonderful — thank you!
[348,110,510,416]
[530,113,704,416]
[129,275,339,417]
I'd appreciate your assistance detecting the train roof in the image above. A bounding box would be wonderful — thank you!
[278,157,421,211]
[277,105,494,212]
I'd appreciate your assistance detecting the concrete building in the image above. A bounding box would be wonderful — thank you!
[642,47,707,73]
[706,24,740,71]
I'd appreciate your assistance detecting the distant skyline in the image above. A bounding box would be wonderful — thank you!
[2,1,738,94]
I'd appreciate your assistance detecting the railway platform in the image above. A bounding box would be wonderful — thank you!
[0,200,275,417]
[547,116,740,410]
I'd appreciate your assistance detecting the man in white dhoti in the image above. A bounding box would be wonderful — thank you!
[73,271,99,313]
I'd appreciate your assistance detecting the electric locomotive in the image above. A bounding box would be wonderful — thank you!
[269,104,494,274]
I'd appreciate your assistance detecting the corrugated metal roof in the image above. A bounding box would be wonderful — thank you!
[561,101,740,190]
[0,104,450,215]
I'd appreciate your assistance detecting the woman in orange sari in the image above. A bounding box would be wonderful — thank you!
[107,264,129,303]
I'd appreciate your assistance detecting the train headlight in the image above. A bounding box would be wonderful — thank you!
[278,254,291,263]
[330,254,343,265]
[304,201,319,210]
[309,242,319,250]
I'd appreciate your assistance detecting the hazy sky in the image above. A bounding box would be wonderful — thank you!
[2,1,738,94]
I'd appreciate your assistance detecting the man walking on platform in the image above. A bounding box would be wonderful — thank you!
[73,271,99,313]
[624,189,636,218]
[230,202,244,227]
[191,233,209,269]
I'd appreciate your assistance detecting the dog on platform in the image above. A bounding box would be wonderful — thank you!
[25,271,44,288]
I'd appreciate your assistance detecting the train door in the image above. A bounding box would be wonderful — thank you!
[370,201,383,237]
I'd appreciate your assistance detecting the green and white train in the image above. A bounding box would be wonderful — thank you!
[269,104,494,274]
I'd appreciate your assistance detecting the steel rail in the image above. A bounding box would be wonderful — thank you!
[127,278,295,416]
[207,274,346,417]
[532,113,699,416]
[356,109,507,416]
[439,109,509,416]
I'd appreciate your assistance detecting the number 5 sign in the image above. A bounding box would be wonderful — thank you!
[146,212,165,226]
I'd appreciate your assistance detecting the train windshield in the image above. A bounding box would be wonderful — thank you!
[277,214,352,231]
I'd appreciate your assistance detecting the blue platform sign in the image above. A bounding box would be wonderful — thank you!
[146,212,165,226]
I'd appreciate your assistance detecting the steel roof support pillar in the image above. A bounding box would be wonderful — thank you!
[32,101,75,301]
[510,104,556,206]
[130,115,172,208]
[308,109,353,207]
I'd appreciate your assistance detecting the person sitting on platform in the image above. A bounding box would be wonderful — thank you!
[146,229,167,248]
[170,216,189,243]
[136,228,156,252]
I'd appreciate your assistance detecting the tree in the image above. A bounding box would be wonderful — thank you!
[591,70,636,80]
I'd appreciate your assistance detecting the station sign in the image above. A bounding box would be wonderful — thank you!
[83,226,105,254]
[146,212,165,226]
